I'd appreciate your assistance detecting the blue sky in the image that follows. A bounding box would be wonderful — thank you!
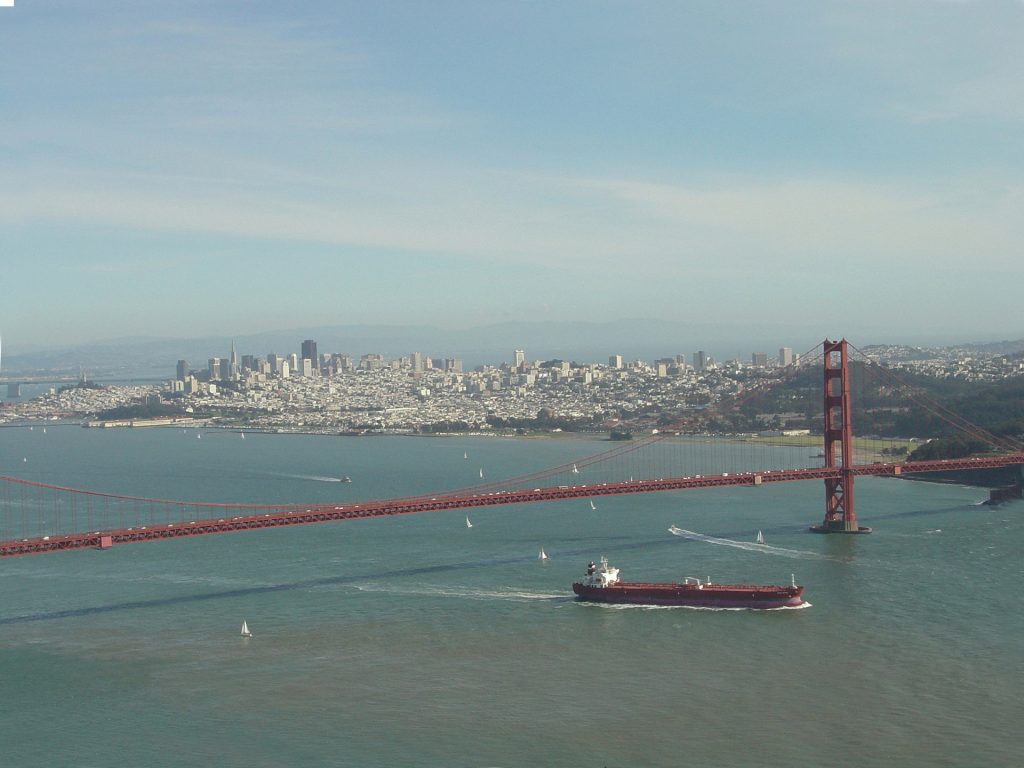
[2,1,1023,352]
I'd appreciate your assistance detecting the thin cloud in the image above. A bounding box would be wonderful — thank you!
[894,71,1024,124]
[3,164,1021,279]
[74,260,173,274]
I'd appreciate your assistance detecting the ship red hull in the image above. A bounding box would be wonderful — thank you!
[572,581,805,609]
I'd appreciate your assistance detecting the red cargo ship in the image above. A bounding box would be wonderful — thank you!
[572,557,806,609]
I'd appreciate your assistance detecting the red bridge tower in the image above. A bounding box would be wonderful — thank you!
[812,339,871,534]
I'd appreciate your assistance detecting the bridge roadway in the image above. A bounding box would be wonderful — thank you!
[2,453,1022,557]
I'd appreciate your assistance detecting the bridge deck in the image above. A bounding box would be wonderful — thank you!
[2,454,1021,557]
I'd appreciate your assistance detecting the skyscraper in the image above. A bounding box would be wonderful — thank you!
[301,340,318,370]
[779,347,794,367]
[693,351,707,372]
[752,352,768,367]
[229,340,239,380]
[609,354,623,369]
[514,349,525,368]
[176,359,189,382]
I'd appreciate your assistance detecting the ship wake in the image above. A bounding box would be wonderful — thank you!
[273,473,346,483]
[355,584,568,602]
[583,600,813,612]
[668,526,831,560]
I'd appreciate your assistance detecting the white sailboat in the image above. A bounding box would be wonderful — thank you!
[463,451,468,460]
[756,530,765,545]
[240,621,252,638]
[479,468,484,479]
[240,432,245,440]
[538,547,549,561]
[589,500,597,511]
[571,463,579,474]
[465,516,473,529]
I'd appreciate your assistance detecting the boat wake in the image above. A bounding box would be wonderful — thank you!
[581,600,813,612]
[355,584,567,602]
[772,601,813,611]
[668,526,832,560]
[273,473,345,483]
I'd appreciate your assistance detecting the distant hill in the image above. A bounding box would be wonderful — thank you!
[861,339,1024,362]
[3,323,1021,381]
[0,320,823,379]
[734,360,1024,442]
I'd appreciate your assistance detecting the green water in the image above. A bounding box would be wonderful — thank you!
[1,427,1021,767]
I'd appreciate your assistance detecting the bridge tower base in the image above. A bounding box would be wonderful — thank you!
[811,339,872,534]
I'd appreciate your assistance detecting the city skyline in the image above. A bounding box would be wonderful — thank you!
[172,338,793,385]
[4,314,1024,379]
[3,2,1023,349]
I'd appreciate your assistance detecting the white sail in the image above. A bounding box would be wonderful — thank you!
[756,530,765,545]
[479,468,484,479]
[463,452,468,460]
[240,621,252,637]
[465,516,473,528]
[589,500,597,510]
[571,463,579,474]
[538,547,548,560]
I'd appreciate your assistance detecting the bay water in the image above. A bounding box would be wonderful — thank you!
[1,426,1021,767]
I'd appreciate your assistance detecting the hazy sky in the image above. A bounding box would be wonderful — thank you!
[2,1,1022,352]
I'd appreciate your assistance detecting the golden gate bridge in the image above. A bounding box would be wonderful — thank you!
[2,340,1022,558]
